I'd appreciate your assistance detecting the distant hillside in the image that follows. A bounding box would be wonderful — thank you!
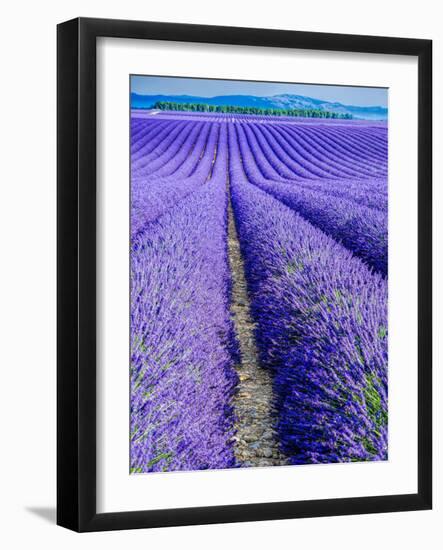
[131,92,387,121]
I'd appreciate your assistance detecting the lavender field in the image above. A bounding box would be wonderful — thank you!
[130,106,388,473]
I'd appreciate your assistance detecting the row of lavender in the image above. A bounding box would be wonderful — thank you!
[228,124,388,463]
[130,112,388,470]
[131,123,240,472]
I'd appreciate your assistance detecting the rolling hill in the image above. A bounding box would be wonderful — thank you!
[131,92,387,120]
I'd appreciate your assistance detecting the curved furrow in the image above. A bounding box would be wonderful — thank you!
[238,124,327,181]
[132,122,201,174]
[287,127,386,171]
[271,124,387,177]
[247,123,303,179]
[131,121,186,162]
[247,122,348,180]
[249,123,351,180]
[238,124,293,180]
[130,119,147,138]
[134,122,211,180]
[132,122,204,177]
[348,126,388,152]
[320,126,388,160]
[259,123,375,179]
[257,121,366,180]
[130,118,169,143]
[131,124,225,238]
[301,125,387,164]
[234,123,284,183]
[292,125,387,169]
[331,127,388,159]
[131,120,193,162]
[262,123,376,178]
[131,120,181,157]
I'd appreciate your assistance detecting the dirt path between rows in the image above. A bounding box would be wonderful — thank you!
[227,184,288,468]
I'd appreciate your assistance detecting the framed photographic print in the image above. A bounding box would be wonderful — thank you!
[57,17,432,532]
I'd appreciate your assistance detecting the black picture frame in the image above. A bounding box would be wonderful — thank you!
[57,17,432,532]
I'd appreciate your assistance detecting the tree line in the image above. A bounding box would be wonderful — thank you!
[152,101,352,119]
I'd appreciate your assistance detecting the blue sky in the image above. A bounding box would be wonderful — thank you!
[131,75,387,107]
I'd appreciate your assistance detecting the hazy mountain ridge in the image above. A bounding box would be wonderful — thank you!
[131,92,387,120]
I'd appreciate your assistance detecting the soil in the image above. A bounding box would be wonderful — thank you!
[227,188,288,468]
